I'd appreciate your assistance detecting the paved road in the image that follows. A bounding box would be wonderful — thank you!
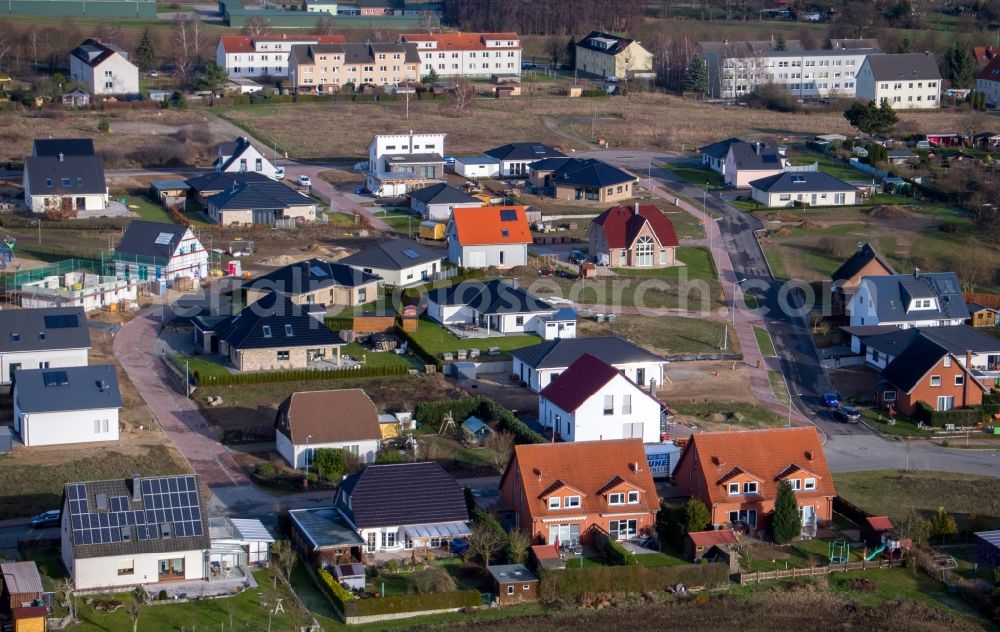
[826,435,1000,474]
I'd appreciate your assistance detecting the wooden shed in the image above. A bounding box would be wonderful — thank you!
[685,529,739,562]
[862,516,894,548]
[353,312,396,335]
[419,221,446,241]
[488,564,538,605]
[12,605,46,632]
[1,562,44,611]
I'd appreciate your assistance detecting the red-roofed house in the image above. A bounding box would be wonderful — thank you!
[977,55,1000,109]
[447,206,531,268]
[673,427,836,537]
[400,32,522,78]
[499,439,659,547]
[973,46,998,67]
[215,34,348,79]
[538,353,662,443]
[588,203,680,268]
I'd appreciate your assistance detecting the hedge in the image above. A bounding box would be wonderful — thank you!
[345,590,480,617]
[605,538,638,566]
[414,397,545,444]
[317,568,356,613]
[913,401,983,428]
[195,364,409,386]
[538,563,729,602]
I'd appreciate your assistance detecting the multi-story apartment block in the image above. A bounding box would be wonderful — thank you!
[69,39,139,96]
[575,31,655,81]
[288,42,421,93]
[856,53,942,109]
[399,32,521,78]
[216,34,347,79]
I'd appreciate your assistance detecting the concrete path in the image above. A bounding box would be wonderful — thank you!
[281,162,392,231]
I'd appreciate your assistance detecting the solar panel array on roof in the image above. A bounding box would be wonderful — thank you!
[500,209,518,221]
[43,314,79,329]
[42,371,70,387]
[791,174,806,183]
[154,232,175,246]
[532,145,547,154]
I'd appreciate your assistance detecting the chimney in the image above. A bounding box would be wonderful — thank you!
[630,461,642,473]
[858,242,865,251]
[914,267,920,277]
[634,201,639,213]
[131,474,141,501]
[58,152,64,162]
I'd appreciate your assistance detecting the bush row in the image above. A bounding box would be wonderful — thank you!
[913,401,983,427]
[395,325,444,370]
[346,590,481,617]
[538,563,729,602]
[414,397,544,444]
[317,568,356,613]
[195,364,408,386]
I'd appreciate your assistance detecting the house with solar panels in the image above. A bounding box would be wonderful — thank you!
[61,475,211,591]
[0,306,90,385]
[340,238,446,287]
[13,364,121,447]
[243,258,381,307]
[113,220,208,285]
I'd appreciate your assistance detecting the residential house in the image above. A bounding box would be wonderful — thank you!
[213,137,280,180]
[973,46,998,67]
[275,389,382,467]
[453,155,501,179]
[204,180,318,226]
[546,158,636,203]
[304,1,338,13]
[848,271,969,337]
[60,475,210,590]
[340,238,445,287]
[287,42,421,94]
[113,220,209,284]
[406,182,481,221]
[699,137,741,175]
[831,38,882,50]
[61,89,91,107]
[69,39,139,96]
[33,138,95,157]
[13,364,121,447]
[673,427,836,535]
[207,517,274,567]
[749,172,859,207]
[499,439,659,547]
[243,258,380,307]
[446,206,531,269]
[333,461,470,553]
[427,278,576,340]
[365,132,446,197]
[511,336,667,393]
[856,53,941,109]
[484,143,566,179]
[184,171,274,204]
[858,325,1000,372]
[488,564,538,605]
[199,292,346,371]
[23,150,108,215]
[977,55,1000,109]
[1,561,43,610]
[830,242,895,315]
[887,148,914,164]
[0,306,90,385]
[875,334,989,414]
[588,203,679,268]
[967,303,999,328]
[399,32,522,78]
[723,141,784,188]
[575,31,655,81]
[215,34,347,79]
[537,353,661,443]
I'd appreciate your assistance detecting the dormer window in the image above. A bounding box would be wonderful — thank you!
[608,493,625,505]
[727,483,739,495]
[743,482,758,494]
[548,497,560,510]
[790,479,802,491]
[565,495,580,508]
[804,478,816,490]
[627,491,639,504]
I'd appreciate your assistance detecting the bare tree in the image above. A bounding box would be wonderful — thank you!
[0,23,14,72]
[241,15,271,37]
[172,14,193,82]
[56,578,75,622]
[96,23,124,45]
[466,522,505,568]
[270,539,297,589]
[483,430,515,473]
[26,25,39,70]
[544,36,564,68]
[450,78,474,116]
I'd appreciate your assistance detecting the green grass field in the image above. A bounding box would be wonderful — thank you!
[754,326,776,356]
[662,161,725,189]
[612,246,716,281]
[672,401,787,428]
[408,318,541,357]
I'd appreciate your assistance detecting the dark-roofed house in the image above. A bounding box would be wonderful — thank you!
[856,52,941,109]
[831,242,895,315]
[427,279,576,340]
[848,271,969,343]
[69,39,138,95]
[978,55,1000,109]
[199,292,346,371]
[213,137,280,180]
[859,325,1000,372]
[33,138,95,157]
[749,171,858,207]
[0,306,90,385]
[22,150,108,214]
[511,336,667,392]
[275,389,381,467]
[287,41,421,94]
[406,182,482,221]
[13,364,121,447]
[574,32,654,81]
[184,171,275,204]
[546,158,636,203]
[484,143,566,179]
[113,220,209,285]
[60,474,211,590]
[340,238,445,287]
[488,564,538,605]
[244,258,381,307]
[366,132,446,198]
[699,137,742,175]
[538,354,661,443]
[334,462,470,553]
[288,508,365,568]
[588,203,679,268]
[204,180,318,226]
[724,141,784,188]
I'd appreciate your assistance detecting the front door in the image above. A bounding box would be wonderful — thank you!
[367,532,377,553]
[800,505,815,526]
[636,368,645,387]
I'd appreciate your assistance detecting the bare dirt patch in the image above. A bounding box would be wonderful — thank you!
[659,361,754,404]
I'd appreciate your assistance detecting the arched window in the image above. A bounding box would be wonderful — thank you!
[635,235,654,267]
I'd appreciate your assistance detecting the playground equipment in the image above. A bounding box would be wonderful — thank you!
[865,534,902,562]
[829,539,850,564]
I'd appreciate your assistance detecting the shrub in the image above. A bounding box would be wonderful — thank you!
[317,568,356,611]
[157,589,168,601]
[383,559,401,574]
[537,564,728,603]
[97,118,110,133]
[605,538,638,566]
[913,401,982,427]
[195,364,409,386]
[413,567,457,594]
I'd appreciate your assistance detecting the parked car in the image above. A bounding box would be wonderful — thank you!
[297,175,312,187]
[30,510,60,528]
[822,392,841,408]
[569,249,586,264]
[354,186,368,195]
[443,156,456,166]
[837,405,861,423]
[273,167,285,180]
[148,70,159,77]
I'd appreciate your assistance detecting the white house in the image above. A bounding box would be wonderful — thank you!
[13,364,121,447]
[215,34,346,79]
[366,132,447,197]
[749,172,858,207]
[453,156,501,179]
[511,336,668,393]
[61,475,210,591]
[204,181,317,226]
[407,183,481,221]
[69,39,139,96]
[113,220,209,285]
[859,325,1000,372]
[722,141,784,188]
[575,31,655,81]
[856,52,941,109]
[0,306,90,385]
[977,55,1000,108]
[339,238,445,287]
[698,137,741,175]
[333,462,470,553]
[484,143,566,179]
[426,279,576,340]
[399,32,522,78]
[21,271,138,312]
[23,152,108,215]
[538,353,662,443]
[446,206,531,269]
[275,389,382,468]
[214,137,280,180]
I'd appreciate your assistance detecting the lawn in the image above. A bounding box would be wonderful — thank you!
[634,551,687,567]
[342,342,420,369]
[661,161,725,189]
[408,318,542,357]
[578,313,738,355]
[768,370,789,406]
[170,354,231,379]
[112,190,211,227]
[860,410,934,439]
[374,208,421,236]
[785,155,866,181]
[754,326,776,356]
[672,401,787,428]
[612,246,717,282]
[660,207,705,240]
[368,558,488,596]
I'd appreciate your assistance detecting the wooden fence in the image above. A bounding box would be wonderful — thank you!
[738,559,904,584]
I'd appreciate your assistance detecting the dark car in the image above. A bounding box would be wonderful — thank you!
[822,392,841,408]
[569,249,586,264]
[30,510,60,528]
[837,406,861,423]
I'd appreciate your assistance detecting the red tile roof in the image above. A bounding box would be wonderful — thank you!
[538,353,620,412]
[866,516,894,531]
[531,543,560,559]
[688,529,739,547]
[401,32,520,50]
[450,206,531,246]
[219,34,346,54]
[591,204,679,249]
[973,46,998,66]
[12,607,47,620]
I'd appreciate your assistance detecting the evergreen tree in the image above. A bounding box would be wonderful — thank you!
[421,67,439,84]
[929,506,958,543]
[682,497,711,533]
[134,28,157,73]
[195,63,229,93]
[844,100,898,136]
[684,56,708,94]
[943,42,975,88]
[566,35,577,69]
[771,480,800,544]
[775,34,787,52]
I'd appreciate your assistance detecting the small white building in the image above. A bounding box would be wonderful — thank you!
[366,132,447,197]
[0,306,90,385]
[538,353,662,443]
[69,39,139,96]
[848,272,970,344]
[446,206,531,269]
[113,220,209,285]
[214,137,280,180]
[511,336,668,393]
[13,364,121,447]
[749,172,858,207]
[339,238,445,287]
[21,272,138,312]
[976,56,1000,108]
[856,53,941,109]
[426,279,576,340]
[275,389,382,468]
[399,32,522,78]
[453,156,501,179]
[407,183,481,221]
[208,517,274,567]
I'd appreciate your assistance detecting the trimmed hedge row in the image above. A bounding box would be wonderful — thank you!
[346,590,481,617]
[414,397,545,444]
[195,364,408,386]
[538,563,729,601]
[605,538,638,566]
[913,401,983,427]
[317,568,356,613]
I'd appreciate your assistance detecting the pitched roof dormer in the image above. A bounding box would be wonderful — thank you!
[775,463,822,481]
[717,466,763,486]
[538,479,587,501]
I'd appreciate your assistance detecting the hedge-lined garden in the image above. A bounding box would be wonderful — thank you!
[415,397,545,444]
[537,563,730,602]
[194,364,409,386]
[317,567,480,619]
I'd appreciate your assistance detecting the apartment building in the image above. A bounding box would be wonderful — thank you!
[215,34,347,79]
[575,31,655,81]
[288,42,420,93]
[69,39,139,96]
[399,32,521,78]
[856,53,942,109]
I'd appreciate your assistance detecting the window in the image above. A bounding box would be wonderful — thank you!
[627,491,639,504]
[936,395,955,412]
[255,158,262,172]
[276,350,290,361]
[804,478,816,490]
[608,493,625,505]
[262,325,272,338]
[381,532,396,548]
[507,585,515,595]
[728,509,757,527]
[929,375,941,387]
[565,496,581,508]
[622,394,632,415]
[790,478,802,491]
[285,324,294,337]
[743,482,758,494]
[943,356,952,367]
[603,395,614,415]
[728,483,740,495]
[548,497,561,510]
[117,560,134,576]
[609,519,637,541]
[358,288,367,303]
[882,390,897,402]
[515,316,524,327]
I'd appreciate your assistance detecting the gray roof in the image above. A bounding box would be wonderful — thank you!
[485,143,566,162]
[696,39,805,58]
[880,334,949,392]
[699,137,742,160]
[339,238,444,271]
[214,137,265,173]
[385,153,443,166]
[830,38,881,50]
[487,564,538,584]
[576,31,636,56]
[291,41,420,66]
[185,171,273,195]
[749,171,857,193]
[33,138,95,157]
[0,306,90,353]
[24,155,106,196]
[862,272,969,323]
[0,562,43,595]
[454,156,500,166]
[15,364,121,413]
[206,181,314,212]
[289,508,364,549]
[115,220,190,260]
[428,279,554,315]
[866,325,1000,358]
[511,336,665,370]
[551,158,635,188]
[864,52,941,80]
[407,183,478,206]
[246,258,380,296]
[335,461,468,529]
[831,243,895,284]
[728,141,781,171]
[70,39,129,67]
[212,292,345,350]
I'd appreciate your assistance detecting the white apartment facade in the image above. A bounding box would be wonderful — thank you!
[856,53,941,109]
[215,34,346,79]
[69,40,139,96]
[399,32,521,77]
